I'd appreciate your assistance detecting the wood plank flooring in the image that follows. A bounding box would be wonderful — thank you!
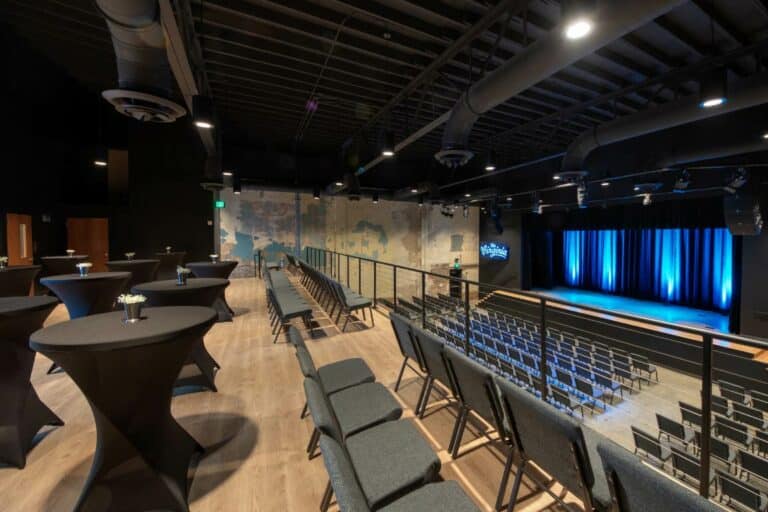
[0,275,659,511]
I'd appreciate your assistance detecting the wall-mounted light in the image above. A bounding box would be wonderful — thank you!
[381,130,395,157]
[193,95,215,129]
[699,67,727,109]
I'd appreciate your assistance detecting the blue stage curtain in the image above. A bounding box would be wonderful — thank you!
[562,227,733,311]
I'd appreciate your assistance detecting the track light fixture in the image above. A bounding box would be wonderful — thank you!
[193,95,215,129]
[381,129,396,157]
[484,150,497,172]
[699,67,727,109]
[562,0,595,40]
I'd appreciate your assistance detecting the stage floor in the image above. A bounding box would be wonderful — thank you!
[534,287,731,333]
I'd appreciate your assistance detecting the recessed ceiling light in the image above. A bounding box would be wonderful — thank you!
[763,133,768,139]
[93,160,107,167]
[381,150,395,157]
[464,193,471,198]
[601,181,610,187]
[484,164,496,171]
[335,181,344,187]
[553,174,562,181]
[564,19,592,40]
[410,188,419,194]
[700,97,725,109]
[506,196,512,201]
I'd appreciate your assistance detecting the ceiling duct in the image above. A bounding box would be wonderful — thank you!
[436,0,685,168]
[96,0,186,122]
[562,71,768,173]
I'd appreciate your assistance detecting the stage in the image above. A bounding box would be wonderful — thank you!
[534,287,731,334]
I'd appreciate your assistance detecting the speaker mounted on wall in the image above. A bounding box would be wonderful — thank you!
[724,193,763,236]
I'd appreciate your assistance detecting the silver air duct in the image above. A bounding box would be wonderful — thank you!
[96,0,186,122]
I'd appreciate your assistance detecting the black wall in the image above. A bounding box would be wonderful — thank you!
[479,212,523,290]
[740,233,768,338]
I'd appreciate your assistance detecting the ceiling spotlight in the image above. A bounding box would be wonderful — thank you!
[674,169,691,192]
[313,186,321,200]
[484,150,497,172]
[642,193,652,206]
[633,186,640,192]
[562,0,595,40]
[553,174,562,181]
[418,196,424,207]
[233,176,242,195]
[410,187,419,194]
[506,196,512,201]
[372,192,379,204]
[601,181,610,187]
[193,95,215,129]
[699,67,727,109]
[762,133,768,140]
[93,159,107,167]
[464,193,471,198]
[381,129,396,157]
[335,180,344,187]
[564,19,593,39]
[222,170,234,177]
[93,145,108,167]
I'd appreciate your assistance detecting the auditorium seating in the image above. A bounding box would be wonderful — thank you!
[295,257,374,331]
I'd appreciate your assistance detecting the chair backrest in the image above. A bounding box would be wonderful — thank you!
[711,436,734,463]
[494,375,598,508]
[303,378,343,442]
[715,416,749,445]
[656,414,684,441]
[389,312,423,366]
[295,346,320,380]
[631,427,663,461]
[318,435,371,512]
[670,445,700,481]
[444,347,499,425]
[288,325,306,350]
[716,469,763,511]
[411,326,455,391]
[598,439,721,512]
[679,401,702,427]
[740,449,768,481]
[719,380,746,403]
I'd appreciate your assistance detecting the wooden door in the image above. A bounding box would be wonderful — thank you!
[67,218,109,272]
[6,213,34,266]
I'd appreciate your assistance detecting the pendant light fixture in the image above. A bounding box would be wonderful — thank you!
[484,150,497,172]
[699,66,727,109]
[381,129,396,157]
[193,95,215,129]
[94,94,108,167]
[562,0,596,40]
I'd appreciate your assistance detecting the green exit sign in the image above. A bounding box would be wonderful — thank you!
[214,200,226,209]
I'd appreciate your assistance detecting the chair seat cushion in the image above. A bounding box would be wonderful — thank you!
[379,481,480,512]
[347,420,441,508]
[319,358,375,395]
[330,383,402,438]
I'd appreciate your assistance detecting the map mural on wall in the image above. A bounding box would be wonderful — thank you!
[218,189,479,280]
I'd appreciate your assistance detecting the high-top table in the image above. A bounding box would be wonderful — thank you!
[106,259,160,288]
[40,255,88,276]
[30,306,217,512]
[0,265,41,297]
[40,272,132,374]
[186,261,238,315]
[132,278,229,391]
[155,251,186,280]
[41,272,131,319]
[0,296,62,468]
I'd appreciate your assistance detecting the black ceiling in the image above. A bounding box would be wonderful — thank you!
[3,0,768,204]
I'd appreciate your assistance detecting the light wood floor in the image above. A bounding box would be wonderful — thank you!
[0,276,657,511]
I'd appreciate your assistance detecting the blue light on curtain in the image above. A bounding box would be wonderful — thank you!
[562,227,733,311]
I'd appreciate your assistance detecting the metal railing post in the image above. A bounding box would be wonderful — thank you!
[393,266,398,310]
[421,272,426,328]
[699,334,713,498]
[539,298,548,400]
[464,281,471,353]
[373,261,377,307]
[358,258,362,293]
[346,255,350,286]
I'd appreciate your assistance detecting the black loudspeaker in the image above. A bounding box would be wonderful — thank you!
[724,193,763,236]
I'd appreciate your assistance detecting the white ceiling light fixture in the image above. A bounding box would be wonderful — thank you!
[562,0,595,40]
[565,19,593,39]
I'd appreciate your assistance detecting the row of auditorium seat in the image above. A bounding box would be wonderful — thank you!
[291,256,374,331]
[387,311,720,512]
[265,268,313,343]
[286,325,480,512]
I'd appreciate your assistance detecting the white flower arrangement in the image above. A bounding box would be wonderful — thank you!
[76,262,93,269]
[66,249,75,256]
[0,256,7,263]
[117,294,146,305]
[125,252,136,259]
[176,266,191,274]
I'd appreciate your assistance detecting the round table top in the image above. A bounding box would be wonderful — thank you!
[0,265,41,272]
[0,296,59,316]
[41,272,132,284]
[132,278,228,293]
[41,255,88,261]
[186,261,237,268]
[30,306,217,352]
[107,259,161,266]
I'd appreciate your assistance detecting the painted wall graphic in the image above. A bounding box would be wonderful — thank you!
[218,189,479,282]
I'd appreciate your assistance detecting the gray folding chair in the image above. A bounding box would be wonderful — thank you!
[390,312,426,392]
[597,439,722,512]
[410,325,457,419]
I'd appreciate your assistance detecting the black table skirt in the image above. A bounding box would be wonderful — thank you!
[41,272,131,320]
[30,307,216,511]
[0,265,40,297]
[0,296,61,468]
